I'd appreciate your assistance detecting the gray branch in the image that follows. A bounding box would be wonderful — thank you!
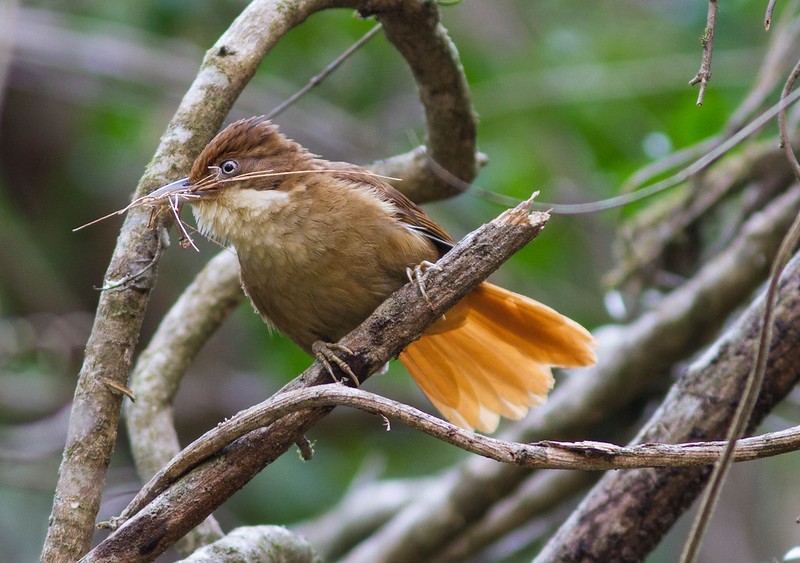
[534,251,800,561]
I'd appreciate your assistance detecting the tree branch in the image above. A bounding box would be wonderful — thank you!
[84,196,548,561]
[689,0,718,105]
[122,0,480,554]
[535,249,800,561]
[128,382,800,483]
[42,2,335,560]
[359,0,479,201]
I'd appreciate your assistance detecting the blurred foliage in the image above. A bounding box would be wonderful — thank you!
[1,1,799,561]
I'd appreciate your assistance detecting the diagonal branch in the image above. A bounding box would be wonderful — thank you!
[339,182,800,563]
[124,0,480,553]
[534,248,800,561]
[84,197,548,562]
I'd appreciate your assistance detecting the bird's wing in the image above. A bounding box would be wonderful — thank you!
[326,162,455,255]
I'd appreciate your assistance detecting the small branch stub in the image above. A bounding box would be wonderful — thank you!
[689,0,718,106]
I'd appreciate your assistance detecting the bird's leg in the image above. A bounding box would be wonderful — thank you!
[312,341,360,386]
[406,260,442,308]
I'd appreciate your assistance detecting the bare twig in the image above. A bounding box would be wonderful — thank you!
[766,0,780,30]
[121,383,800,507]
[265,23,384,120]
[418,87,800,215]
[680,56,800,563]
[689,0,718,105]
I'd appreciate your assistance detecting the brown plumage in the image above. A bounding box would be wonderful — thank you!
[156,116,597,432]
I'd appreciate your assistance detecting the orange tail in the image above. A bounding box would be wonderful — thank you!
[399,282,596,432]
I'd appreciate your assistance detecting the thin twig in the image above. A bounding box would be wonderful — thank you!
[115,383,800,521]
[766,0,779,30]
[265,23,384,120]
[420,87,800,215]
[679,56,800,563]
[689,0,718,105]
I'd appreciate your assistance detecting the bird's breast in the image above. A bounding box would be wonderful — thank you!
[193,182,438,352]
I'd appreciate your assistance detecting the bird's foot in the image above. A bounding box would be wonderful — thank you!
[406,260,442,308]
[312,341,360,386]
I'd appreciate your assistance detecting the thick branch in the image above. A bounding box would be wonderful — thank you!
[84,199,548,562]
[535,249,800,561]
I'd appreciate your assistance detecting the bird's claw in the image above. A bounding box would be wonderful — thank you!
[312,341,360,386]
[406,260,442,308]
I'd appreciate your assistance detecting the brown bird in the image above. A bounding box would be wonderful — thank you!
[153,117,596,432]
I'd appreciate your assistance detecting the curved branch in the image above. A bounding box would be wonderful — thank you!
[42,2,334,560]
[127,383,800,501]
[360,0,479,201]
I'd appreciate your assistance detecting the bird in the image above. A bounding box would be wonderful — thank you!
[151,116,597,432]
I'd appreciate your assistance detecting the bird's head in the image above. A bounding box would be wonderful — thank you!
[150,116,314,202]
[149,117,319,244]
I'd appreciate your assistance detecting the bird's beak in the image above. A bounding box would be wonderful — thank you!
[148,177,194,200]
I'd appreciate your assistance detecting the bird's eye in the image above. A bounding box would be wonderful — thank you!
[219,159,240,176]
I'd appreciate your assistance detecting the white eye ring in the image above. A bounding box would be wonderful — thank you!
[219,159,240,176]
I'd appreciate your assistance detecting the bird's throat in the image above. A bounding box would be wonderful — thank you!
[190,187,294,249]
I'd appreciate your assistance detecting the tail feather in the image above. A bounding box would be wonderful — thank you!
[399,282,596,432]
